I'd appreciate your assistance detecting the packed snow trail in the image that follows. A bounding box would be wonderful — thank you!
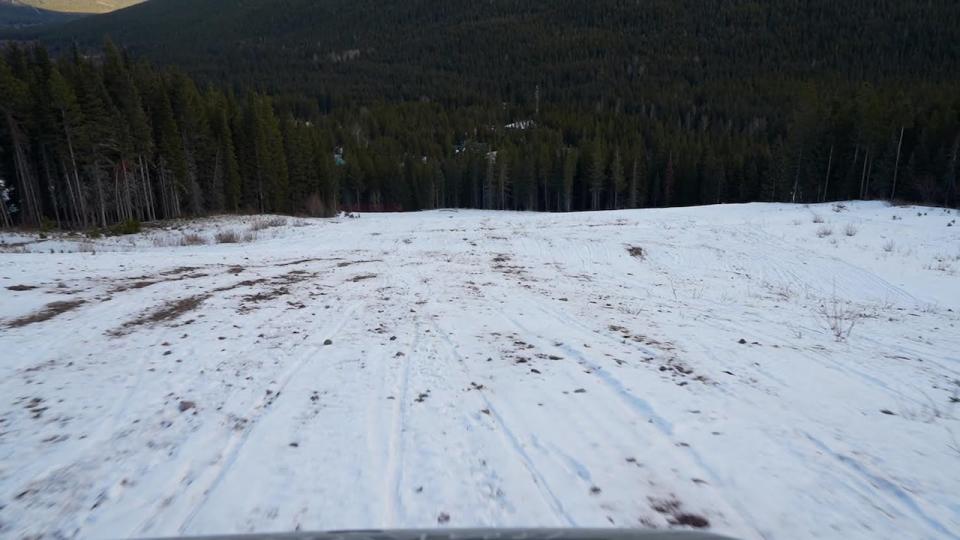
[1,202,959,539]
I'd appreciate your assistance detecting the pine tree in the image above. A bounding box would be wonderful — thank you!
[561,146,578,212]
[609,147,625,209]
[588,138,605,210]
[0,50,42,226]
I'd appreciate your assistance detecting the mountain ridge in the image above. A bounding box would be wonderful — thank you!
[0,0,81,28]
[14,0,142,14]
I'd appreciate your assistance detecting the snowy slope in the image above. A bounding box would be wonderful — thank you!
[1,201,958,540]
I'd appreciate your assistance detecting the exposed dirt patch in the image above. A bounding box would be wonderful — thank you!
[274,257,334,267]
[626,245,646,259]
[650,496,710,529]
[112,280,158,292]
[337,259,383,268]
[111,294,209,336]
[178,400,196,412]
[243,287,290,303]
[492,254,528,278]
[349,274,377,283]
[671,513,710,528]
[227,270,319,313]
[158,266,202,276]
[6,284,38,291]
[23,397,47,419]
[7,300,86,328]
[110,268,210,293]
[214,278,269,292]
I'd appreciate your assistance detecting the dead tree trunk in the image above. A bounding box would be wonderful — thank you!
[890,126,905,200]
[822,145,834,203]
[859,147,869,199]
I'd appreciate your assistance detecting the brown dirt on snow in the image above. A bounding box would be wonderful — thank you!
[7,300,86,328]
[110,294,209,336]
[6,284,39,291]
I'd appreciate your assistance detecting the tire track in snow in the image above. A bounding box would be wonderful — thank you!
[381,316,419,526]
[427,317,577,527]
[803,433,960,540]
[171,300,366,534]
[491,296,762,534]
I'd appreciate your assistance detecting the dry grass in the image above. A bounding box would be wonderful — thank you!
[7,300,86,328]
[6,284,39,291]
[181,233,207,245]
[843,224,858,237]
[111,294,208,336]
[816,226,833,238]
[215,230,241,244]
[215,230,255,244]
[250,217,288,231]
[152,233,208,247]
[812,213,825,224]
[817,296,858,342]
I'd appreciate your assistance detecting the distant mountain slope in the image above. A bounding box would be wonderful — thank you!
[39,0,960,106]
[15,0,142,13]
[0,1,81,27]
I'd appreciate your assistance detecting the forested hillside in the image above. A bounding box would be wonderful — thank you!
[1,0,959,228]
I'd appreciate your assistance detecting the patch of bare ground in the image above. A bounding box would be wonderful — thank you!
[7,300,86,328]
[349,274,377,282]
[608,325,709,384]
[110,266,210,293]
[336,259,383,268]
[230,270,319,312]
[110,294,209,336]
[158,266,202,276]
[6,284,39,291]
[650,497,710,529]
[214,278,269,292]
[626,245,646,259]
[243,287,290,303]
[112,269,320,333]
[491,254,528,278]
[274,257,334,267]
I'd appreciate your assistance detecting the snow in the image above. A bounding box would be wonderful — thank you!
[1,201,959,540]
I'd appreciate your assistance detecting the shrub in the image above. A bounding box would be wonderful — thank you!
[817,296,858,342]
[816,226,833,238]
[215,230,241,244]
[843,224,858,237]
[250,217,287,231]
[882,240,895,252]
[108,219,142,236]
[216,229,256,243]
[181,233,207,246]
[812,213,824,223]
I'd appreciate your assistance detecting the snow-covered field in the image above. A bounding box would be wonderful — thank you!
[1,201,959,540]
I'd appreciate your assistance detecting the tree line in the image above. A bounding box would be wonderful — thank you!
[1,42,958,229]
